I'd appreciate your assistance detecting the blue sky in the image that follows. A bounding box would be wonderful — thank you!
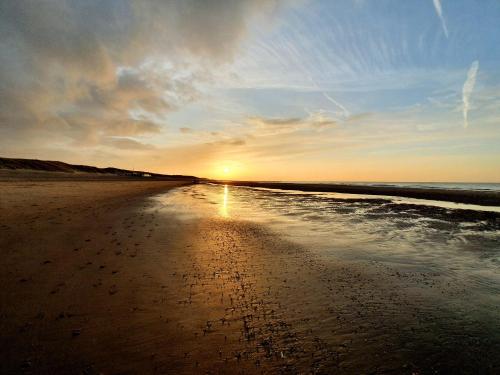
[1,0,499,180]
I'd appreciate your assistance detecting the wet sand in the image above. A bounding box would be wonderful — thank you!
[215,180,500,206]
[1,177,499,374]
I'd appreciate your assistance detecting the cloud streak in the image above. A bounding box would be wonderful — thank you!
[432,0,448,38]
[247,112,336,135]
[462,60,479,128]
[322,92,350,118]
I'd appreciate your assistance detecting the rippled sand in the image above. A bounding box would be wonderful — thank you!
[1,180,499,374]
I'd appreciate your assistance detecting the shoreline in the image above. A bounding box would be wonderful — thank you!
[211,180,500,206]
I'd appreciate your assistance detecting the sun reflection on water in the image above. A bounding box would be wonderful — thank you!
[220,185,229,217]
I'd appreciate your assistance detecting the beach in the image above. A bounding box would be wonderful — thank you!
[1,175,500,374]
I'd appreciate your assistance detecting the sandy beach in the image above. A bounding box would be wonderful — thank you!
[1,175,499,374]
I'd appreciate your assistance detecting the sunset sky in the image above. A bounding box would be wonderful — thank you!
[1,0,499,181]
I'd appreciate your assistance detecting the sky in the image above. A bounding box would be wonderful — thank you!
[1,0,500,182]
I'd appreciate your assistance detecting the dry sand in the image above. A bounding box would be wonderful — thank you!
[1,176,498,374]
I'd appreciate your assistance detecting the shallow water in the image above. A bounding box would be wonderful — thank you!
[289,181,500,192]
[150,183,500,372]
[155,183,500,298]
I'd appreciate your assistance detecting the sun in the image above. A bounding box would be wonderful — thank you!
[214,161,241,179]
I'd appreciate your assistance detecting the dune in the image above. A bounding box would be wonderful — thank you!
[0,156,198,180]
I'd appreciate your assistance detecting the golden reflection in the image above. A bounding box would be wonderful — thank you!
[220,185,229,217]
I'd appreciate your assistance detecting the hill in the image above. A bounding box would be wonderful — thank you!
[0,156,197,180]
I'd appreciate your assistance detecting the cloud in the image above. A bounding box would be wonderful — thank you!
[0,0,282,153]
[211,138,247,147]
[149,113,340,169]
[462,60,479,128]
[249,117,302,127]
[103,137,155,150]
[432,0,448,38]
[247,112,336,134]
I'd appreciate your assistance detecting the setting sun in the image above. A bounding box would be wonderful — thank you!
[213,161,243,180]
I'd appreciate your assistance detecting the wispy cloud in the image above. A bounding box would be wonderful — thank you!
[321,92,350,118]
[247,112,336,135]
[309,77,350,119]
[462,60,479,128]
[432,0,448,38]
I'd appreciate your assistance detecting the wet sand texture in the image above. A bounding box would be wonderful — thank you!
[1,178,499,374]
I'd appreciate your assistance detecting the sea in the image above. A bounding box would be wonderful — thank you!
[289,181,500,192]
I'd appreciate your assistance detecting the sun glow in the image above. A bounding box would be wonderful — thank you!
[219,185,229,217]
[213,161,243,180]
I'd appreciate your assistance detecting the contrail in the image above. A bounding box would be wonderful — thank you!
[322,92,350,118]
[462,60,479,129]
[432,0,449,38]
[307,75,350,119]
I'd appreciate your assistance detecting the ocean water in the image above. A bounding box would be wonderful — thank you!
[372,182,500,191]
[286,181,500,192]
